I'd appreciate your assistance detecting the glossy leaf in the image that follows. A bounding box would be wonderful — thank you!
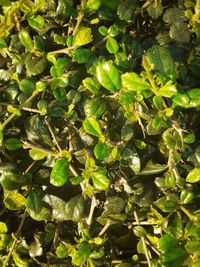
[106,37,119,54]
[96,61,121,92]
[3,191,26,210]
[121,72,150,91]
[72,243,91,266]
[26,190,42,213]
[94,142,109,160]
[146,45,176,79]
[50,157,69,187]
[92,169,110,190]
[73,27,93,46]
[186,168,200,183]
[83,117,102,137]
[29,149,47,160]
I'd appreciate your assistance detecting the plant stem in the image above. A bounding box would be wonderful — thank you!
[0,90,40,131]
[45,118,62,152]
[0,113,16,130]
[22,107,42,114]
[98,220,111,237]
[180,205,195,221]
[22,141,58,157]
[73,14,84,35]
[48,45,78,55]
[133,211,152,267]
[3,211,27,267]
[92,35,108,51]
[86,195,99,227]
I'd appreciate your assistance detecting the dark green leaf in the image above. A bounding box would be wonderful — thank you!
[146,45,176,79]
[4,138,22,150]
[26,190,42,213]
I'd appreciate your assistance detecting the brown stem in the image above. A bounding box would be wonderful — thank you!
[3,211,27,267]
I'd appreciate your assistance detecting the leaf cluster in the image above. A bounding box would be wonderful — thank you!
[0,0,200,266]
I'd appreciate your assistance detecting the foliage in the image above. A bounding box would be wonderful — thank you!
[0,0,200,266]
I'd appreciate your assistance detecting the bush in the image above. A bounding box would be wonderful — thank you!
[0,0,200,266]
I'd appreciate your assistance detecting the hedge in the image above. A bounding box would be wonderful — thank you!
[0,0,200,266]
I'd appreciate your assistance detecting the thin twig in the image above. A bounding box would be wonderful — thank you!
[3,211,27,267]
[92,35,108,51]
[48,45,78,55]
[22,141,58,157]
[73,14,84,36]
[133,211,152,267]
[98,220,111,236]
[45,118,62,152]
[86,195,99,227]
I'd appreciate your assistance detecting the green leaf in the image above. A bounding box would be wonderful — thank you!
[158,84,177,98]
[153,95,164,110]
[161,248,187,266]
[169,22,190,43]
[73,27,93,46]
[3,191,26,210]
[26,56,47,76]
[13,252,29,267]
[83,77,100,94]
[158,234,178,253]
[50,157,69,187]
[119,91,134,105]
[103,196,125,215]
[92,169,110,190]
[121,124,133,142]
[43,195,68,221]
[186,168,200,183]
[172,93,190,107]
[184,134,195,144]
[85,0,101,12]
[84,97,106,118]
[28,15,45,30]
[28,202,51,221]
[0,222,7,234]
[4,138,22,150]
[117,0,137,21]
[106,37,119,54]
[83,117,102,137]
[94,142,109,160]
[56,243,69,258]
[139,161,167,175]
[121,72,150,91]
[96,61,121,92]
[147,2,163,19]
[72,48,91,63]
[0,173,28,191]
[64,194,85,222]
[72,243,91,266]
[19,79,35,94]
[185,240,200,253]
[29,149,47,160]
[18,29,34,51]
[26,190,42,213]
[146,45,176,79]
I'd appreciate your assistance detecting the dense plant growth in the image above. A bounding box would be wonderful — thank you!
[0,0,200,266]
